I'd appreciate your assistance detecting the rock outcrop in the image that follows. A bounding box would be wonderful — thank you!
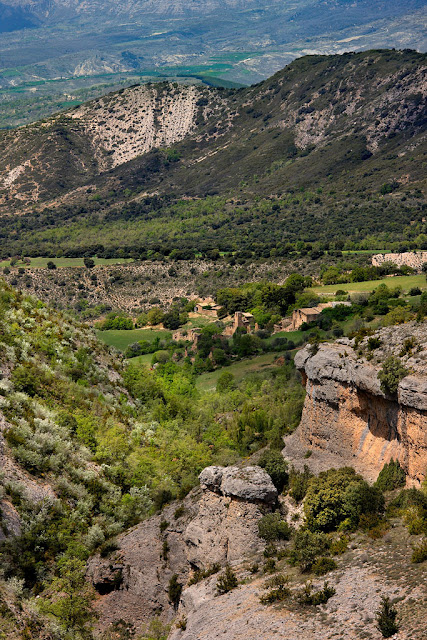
[199,465,278,503]
[286,322,427,485]
[87,465,274,634]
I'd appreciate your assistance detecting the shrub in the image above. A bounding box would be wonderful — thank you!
[258,513,292,542]
[296,581,336,606]
[374,459,406,492]
[258,450,289,492]
[188,563,220,586]
[168,575,182,609]
[288,529,330,573]
[216,565,238,595]
[311,557,337,576]
[304,467,384,532]
[288,465,313,502]
[376,596,399,638]
[260,574,290,604]
[378,356,408,396]
[411,538,427,564]
[216,371,236,393]
[11,364,40,397]
[263,558,277,573]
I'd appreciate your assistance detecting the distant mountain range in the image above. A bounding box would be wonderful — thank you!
[0,0,426,127]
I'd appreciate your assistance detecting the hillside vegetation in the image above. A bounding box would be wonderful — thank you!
[0,279,304,638]
[0,49,426,258]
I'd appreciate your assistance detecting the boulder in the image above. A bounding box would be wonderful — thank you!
[199,465,277,504]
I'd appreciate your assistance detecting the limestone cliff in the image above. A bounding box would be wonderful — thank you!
[287,321,427,486]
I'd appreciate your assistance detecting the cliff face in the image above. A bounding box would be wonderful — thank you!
[290,322,427,486]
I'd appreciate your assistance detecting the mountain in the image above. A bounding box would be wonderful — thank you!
[0,0,426,126]
[0,49,426,257]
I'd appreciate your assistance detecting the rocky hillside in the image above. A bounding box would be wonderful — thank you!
[1,49,425,212]
[87,464,427,640]
[287,321,427,485]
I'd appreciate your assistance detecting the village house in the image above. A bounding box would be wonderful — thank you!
[223,311,258,336]
[194,303,223,318]
[273,301,352,333]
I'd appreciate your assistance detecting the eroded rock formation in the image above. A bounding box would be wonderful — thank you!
[87,465,275,634]
[287,322,427,485]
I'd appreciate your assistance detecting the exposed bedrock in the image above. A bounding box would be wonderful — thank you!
[288,337,427,485]
[87,465,274,634]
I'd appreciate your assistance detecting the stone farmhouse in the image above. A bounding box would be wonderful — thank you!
[275,301,352,332]
[193,303,222,318]
[223,311,258,336]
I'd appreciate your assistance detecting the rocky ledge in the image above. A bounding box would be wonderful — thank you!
[286,321,427,485]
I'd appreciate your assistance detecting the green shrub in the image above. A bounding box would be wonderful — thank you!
[188,564,220,586]
[378,356,408,395]
[374,459,406,492]
[304,467,384,532]
[296,581,336,606]
[258,450,289,492]
[311,557,337,576]
[288,529,330,573]
[288,465,313,502]
[258,513,292,542]
[260,574,291,604]
[11,364,40,397]
[411,538,427,563]
[376,596,399,638]
[216,565,238,595]
[168,575,182,609]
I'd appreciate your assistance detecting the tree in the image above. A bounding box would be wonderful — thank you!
[378,356,408,396]
[216,371,235,393]
[47,261,57,270]
[83,257,95,269]
[40,557,96,637]
[376,596,399,638]
[304,467,384,532]
[216,565,238,595]
[258,450,288,492]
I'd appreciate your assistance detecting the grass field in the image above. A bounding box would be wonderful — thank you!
[196,352,279,392]
[128,353,153,366]
[0,257,133,269]
[311,274,426,295]
[96,328,172,351]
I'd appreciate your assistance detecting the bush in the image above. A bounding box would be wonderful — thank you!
[311,557,337,576]
[288,529,330,573]
[188,563,220,586]
[411,538,427,563]
[376,596,399,638]
[11,364,40,397]
[260,574,291,604]
[378,356,408,396]
[288,465,313,502]
[216,565,238,595]
[374,459,406,492]
[304,467,384,532]
[296,581,336,606]
[258,450,289,492]
[258,513,292,543]
[168,575,182,609]
[216,371,236,393]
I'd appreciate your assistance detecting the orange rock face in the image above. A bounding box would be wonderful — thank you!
[293,341,427,486]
